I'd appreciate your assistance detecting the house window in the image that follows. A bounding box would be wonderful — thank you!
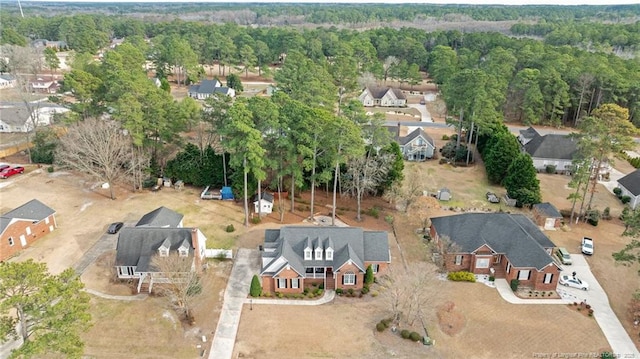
[178,248,188,257]
[475,258,490,269]
[371,264,379,273]
[326,248,333,261]
[8,237,14,246]
[304,248,312,260]
[277,278,287,289]
[517,270,531,281]
[543,273,553,284]
[506,263,511,274]
[45,217,50,224]
[158,248,169,257]
[26,227,32,235]
[291,278,299,289]
[315,248,323,260]
[306,268,314,274]
[493,255,501,264]
[454,255,463,265]
[343,271,355,285]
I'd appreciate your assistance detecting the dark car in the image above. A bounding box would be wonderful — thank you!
[107,222,124,234]
[0,166,25,179]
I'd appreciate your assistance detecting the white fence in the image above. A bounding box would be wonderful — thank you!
[204,249,233,259]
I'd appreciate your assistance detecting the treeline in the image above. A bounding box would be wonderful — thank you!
[3,3,639,24]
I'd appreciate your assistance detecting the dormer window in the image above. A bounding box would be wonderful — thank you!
[158,247,169,257]
[178,248,188,257]
[326,248,333,261]
[304,248,312,260]
[315,247,323,260]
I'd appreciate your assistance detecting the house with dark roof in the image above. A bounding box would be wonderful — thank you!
[519,127,578,174]
[359,86,406,107]
[0,74,17,89]
[260,226,390,293]
[115,207,206,293]
[188,79,235,100]
[1,199,57,261]
[617,169,640,210]
[391,126,436,161]
[253,192,274,215]
[532,202,563,230]
[430,213,560,291]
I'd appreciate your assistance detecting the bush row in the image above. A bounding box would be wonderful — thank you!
[447,271,476,282]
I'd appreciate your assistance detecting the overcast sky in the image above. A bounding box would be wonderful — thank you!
[18,0,640,5]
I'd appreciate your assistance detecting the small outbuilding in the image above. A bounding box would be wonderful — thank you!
[253,192,274,215]
[436,188,451,201]
[532,202,563,230]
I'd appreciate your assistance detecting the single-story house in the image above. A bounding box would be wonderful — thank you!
[617,169,640,210]
[31,39,67,50]
[188,79,236,99]
[1,199,57,261]
[30,77,60,94]
[520,127,578,174]
[395,126,436,161]
[260,226,390,293]
[430,213,560,291]
[0,106,69,133]
[358,86,406,107]
[115,206,206,293]
[0,75,17,89]
[254,192,274,215]
[532,202,563,230]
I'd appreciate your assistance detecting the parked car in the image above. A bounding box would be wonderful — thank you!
[486,192,500,203]
[107,222,124,234]
[555,247,572,265]
[0,166,24,179]
[559,275,589,290]
[581,237,594,255]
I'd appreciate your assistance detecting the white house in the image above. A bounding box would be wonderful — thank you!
[618,169,640,210]
[520,127,578,174]
[0,75,17,89]
[392,126,436,161]
[187,79,237,100]
[253,192,274,215]
[359,86,406,107]
[0,106,69,133]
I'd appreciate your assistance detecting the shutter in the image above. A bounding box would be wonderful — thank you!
[527,271,531,280]
[354,274,357,285]
[342,275,345,285]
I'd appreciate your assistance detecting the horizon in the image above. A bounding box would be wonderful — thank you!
[13,0,640,6]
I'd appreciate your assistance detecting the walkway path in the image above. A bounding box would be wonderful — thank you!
[83,288,148,301]
[246,290,335,306]
[73,232,117,275]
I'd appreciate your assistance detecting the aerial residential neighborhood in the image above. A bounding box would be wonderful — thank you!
[0,2,639,359]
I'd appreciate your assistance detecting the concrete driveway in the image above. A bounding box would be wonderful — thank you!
[407,102,432,122]
[560,255,639,357]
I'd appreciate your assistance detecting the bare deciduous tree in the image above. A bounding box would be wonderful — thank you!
[150,253,202,322]
[343,153,393,221]
[379,263,442,327]
[383,166,424,213]
[56,118,132,200]
[429,235,462,272]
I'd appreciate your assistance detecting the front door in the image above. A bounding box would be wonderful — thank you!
[325,268,335,289]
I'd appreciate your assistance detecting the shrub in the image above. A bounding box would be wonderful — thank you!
[319,283,324,290]
[303,288,309,295]
[335,288,343,295]
[376,322,386,332]
[276,292,283,298]
[447,271,476,282]
[602,207,611,220]
[601,352,616,359]
[410,332,422,342]
[365,265,374,285]
[488,275,495,282]
[442,134,450,140]
[225,224,235,233]
[384,215,394,224]
[365,207,380,219]
[586,209,600,226]
[371,291,378,297]
[47,166,54,173]
[381,318,392,327]
[249,275,262,297]
[621,196,631,204]
[251,216,262,224]
[510,279,519,292]
[545,165,556,174]
[400,329,411,339]
[585,304,591,309]
[347,288,354,296]
[613,187,622,197]
[361,286,369,295]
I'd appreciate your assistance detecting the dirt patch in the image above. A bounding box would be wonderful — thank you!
[436,301,465,336]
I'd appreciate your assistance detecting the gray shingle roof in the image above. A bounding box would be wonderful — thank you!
[253,192,274,203]
[188,79,221,95]
[618,169,640,196]
[366,86,406,100]
[0,107,34,127]
[260,226,389,276]
[533,202,562,218]
[135,207,183,228]
[399,128,435,147]
[430,213,556,270]
[1,199,55,234]
[519,127,539,142]
[523,134,578,160]
[115,227,195,272]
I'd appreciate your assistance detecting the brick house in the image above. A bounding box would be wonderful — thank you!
[430,213,560,291]
[260,226,390,293]
[0,199,57,261]
[115,207,206,293]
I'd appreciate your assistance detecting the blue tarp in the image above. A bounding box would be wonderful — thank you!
[221,186,234,200]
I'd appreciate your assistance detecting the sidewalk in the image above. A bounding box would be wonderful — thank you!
[494,279,570,305]
[246,290,335,306]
